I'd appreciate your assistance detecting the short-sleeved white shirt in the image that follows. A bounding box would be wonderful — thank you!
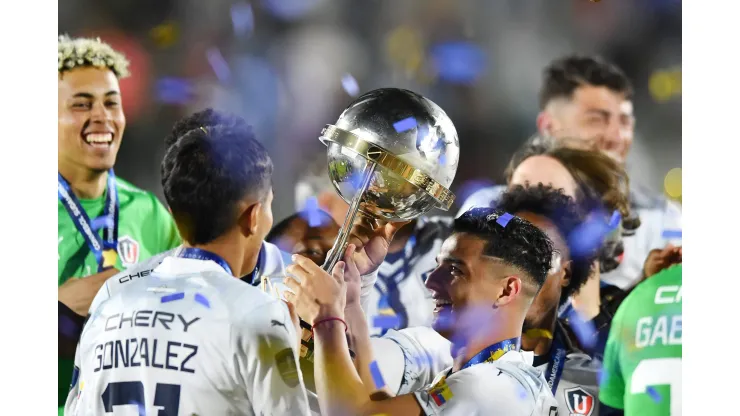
[414,350,559,416]
[65,256,310,416]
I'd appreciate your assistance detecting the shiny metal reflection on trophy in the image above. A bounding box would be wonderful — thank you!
[319,88,461,271]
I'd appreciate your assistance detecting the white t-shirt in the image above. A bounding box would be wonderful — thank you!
[65,256,311,416]
[376,325,602,416]
[414,350,559,416]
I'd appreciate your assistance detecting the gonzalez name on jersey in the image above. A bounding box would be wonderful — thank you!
[66,253,311,416]
[80,241,379,415]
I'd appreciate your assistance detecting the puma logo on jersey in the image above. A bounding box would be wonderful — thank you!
[271,319,287,331]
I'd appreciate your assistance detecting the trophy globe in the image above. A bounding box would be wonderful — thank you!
[319,88,460,270]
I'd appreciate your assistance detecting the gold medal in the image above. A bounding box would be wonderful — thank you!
[102,249,118,268]
[524,328,553,340]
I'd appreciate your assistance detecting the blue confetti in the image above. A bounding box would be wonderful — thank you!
[156,77,194,105]
[341,73,360,97]
[301,197,324,227]
[230,2,254,37]
[608,210,622,229]
[130,400,145,416]
[430,42,486,85]
[261,0,320,20]
[597,368,608,386]
[393,117,417,133]
[568,212,611,258]
[566,309,597,350]
[496,212,514,228]
[161,292,185,303]
[194,293,211,308]
[280,250,294,266]
[348,171,367,193]
[518,385,528,400]
[373,315,401,330]
[433,308,456,332]
[457,179,497,208]
[646,386,662,403]
[369,361,386,389]
[206,47,231,83]
[90,216,114,231]
[662,229,682,239]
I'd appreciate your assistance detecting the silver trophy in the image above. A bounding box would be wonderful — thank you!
[319,88,460,271]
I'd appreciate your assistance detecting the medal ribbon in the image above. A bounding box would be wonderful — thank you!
[175,247,233,276]
[460,337,521,371]
[58,169,119,271]
[543,328,568,395]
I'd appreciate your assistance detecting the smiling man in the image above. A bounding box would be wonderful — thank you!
[57,35,180,410]
[286,208,559,415]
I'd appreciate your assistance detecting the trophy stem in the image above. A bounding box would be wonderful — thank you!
[322,160,377,272]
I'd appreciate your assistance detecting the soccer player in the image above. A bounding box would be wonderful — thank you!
[286,207,559,416]
[505,141,639,329]
[459,55,682,291]
[57,35,181,409]
[65,114,310,415]
[346,185,609,416]
[599,263,682,416]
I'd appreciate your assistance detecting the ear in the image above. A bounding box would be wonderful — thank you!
[536,110,555,137]
[560,260,572,288]
[495,275,523,307]
[237,201,263,237]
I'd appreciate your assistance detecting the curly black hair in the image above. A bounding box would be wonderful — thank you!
[539,55,633,109]
[495,184,598,304]
[163,108,252,150]
[454,207,554,294]
[161,110,272,245]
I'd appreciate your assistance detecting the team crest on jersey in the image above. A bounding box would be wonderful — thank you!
[564,387,594,416]
[117,236,140,266]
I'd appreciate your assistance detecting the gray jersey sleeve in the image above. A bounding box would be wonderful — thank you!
[233,299,311,416]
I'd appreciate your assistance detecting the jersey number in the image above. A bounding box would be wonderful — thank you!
[630,358,681,415]
[102,381,180,416]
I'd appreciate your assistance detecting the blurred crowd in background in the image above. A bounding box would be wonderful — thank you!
[59,0,681,221]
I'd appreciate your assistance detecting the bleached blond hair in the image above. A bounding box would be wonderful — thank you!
[58,35,130,78]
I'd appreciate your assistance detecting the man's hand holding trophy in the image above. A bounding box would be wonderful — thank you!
[263,88,460,365]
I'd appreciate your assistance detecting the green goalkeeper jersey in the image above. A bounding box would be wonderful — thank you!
[58,176,181,408]
[58,177,181,284]
[599,264,682,415]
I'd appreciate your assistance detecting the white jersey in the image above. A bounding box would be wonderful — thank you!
[371,327,455,395]
[366,217,453,336]
[377,325,602,416]
[458,185,682,289]
[414,351,558,416]
[65,256,310,416]
[93,242,377,416]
